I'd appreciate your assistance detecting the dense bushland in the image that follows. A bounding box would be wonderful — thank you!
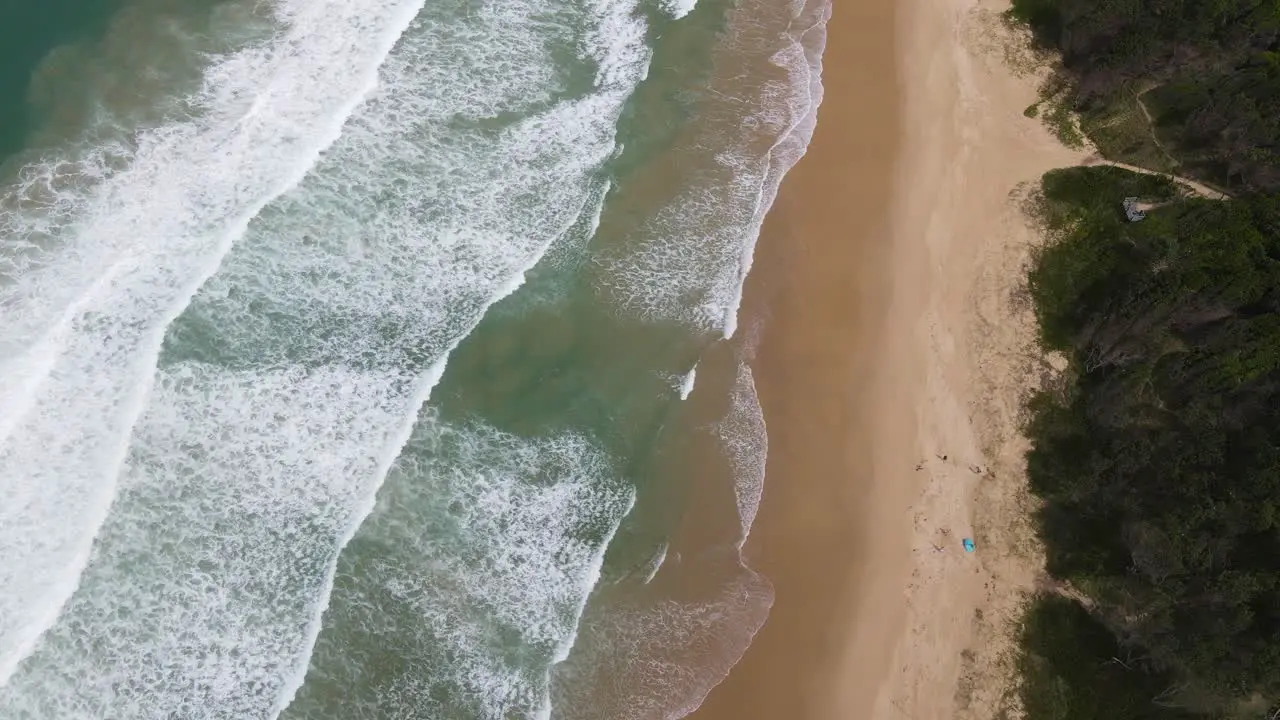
[1018,166,1280,717]
[1009,0,1280,191]
[1018,595,1200,720]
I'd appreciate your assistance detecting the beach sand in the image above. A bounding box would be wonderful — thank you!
[689,0,1086,717]
[871,0,1086,716]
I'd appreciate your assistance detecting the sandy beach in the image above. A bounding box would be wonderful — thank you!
[872,0,1087,716]
[690,0,1085,717]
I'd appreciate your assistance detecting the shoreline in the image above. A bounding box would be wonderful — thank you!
[691,0,1088,717]
[688,0,909,713]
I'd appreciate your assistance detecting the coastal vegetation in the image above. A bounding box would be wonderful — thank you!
[1019,165,1280,717]
[1003,1,1280,716]
[1009,0,1280,192]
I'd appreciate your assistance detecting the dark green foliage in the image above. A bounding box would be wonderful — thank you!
[1023,167,1280,714]
[1009,0,1280,191]
[1010,0,1280,72]
[1144,52,1280,190]
[1029,167,1177,347]
[1019,595,1199,720]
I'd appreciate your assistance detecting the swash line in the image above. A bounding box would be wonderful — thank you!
[721,1,828,340]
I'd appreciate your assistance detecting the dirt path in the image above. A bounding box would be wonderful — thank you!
[1082,154,1232,200]
[1085,84,1232,201]
[1131,86,1187,172]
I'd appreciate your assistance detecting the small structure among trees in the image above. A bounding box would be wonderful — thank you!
[1024,166,1280,716]
[1122,196,1146,221]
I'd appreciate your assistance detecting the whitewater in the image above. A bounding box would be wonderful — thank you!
[0,0,648,713]
[0,0,831,713]
[0,0,431,689]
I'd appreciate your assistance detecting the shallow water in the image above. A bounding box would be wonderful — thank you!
[0,0,827,714]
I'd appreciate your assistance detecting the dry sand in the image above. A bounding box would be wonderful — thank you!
[874,0,1086,716]
[689,0,1087,717]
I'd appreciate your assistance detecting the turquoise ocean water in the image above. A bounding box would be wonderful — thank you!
[0,0,827,716]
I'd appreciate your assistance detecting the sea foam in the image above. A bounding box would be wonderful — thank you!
[284,419,633,720]
[558,0,830,716]
[595,0,828,340]
[718,361,767,546]
[0,0,427,688]
[0,0,649,714]
[550,557,774,720]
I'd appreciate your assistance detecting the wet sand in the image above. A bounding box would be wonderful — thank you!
[689,0,914,715]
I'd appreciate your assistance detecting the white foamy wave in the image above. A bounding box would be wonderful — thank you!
[717,361,766,545]
[562,4,831,712]
[0,0,651,714]
[542,179,613,278]
[0,0,428,685]
[550,557,773,720]
[718,9,829,340]
[547,355,772,718]
[639,542,669,585]
[597,0,829,338]
[283,419,632,720]
[678,364,697,400]
[0,366,414,718]
[661,0,699,20]
[659,364,698,400]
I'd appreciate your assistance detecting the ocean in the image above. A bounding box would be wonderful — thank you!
[0,0,827,715]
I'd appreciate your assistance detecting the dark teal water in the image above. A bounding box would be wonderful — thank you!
[0,0,827,715]
[0,0,121,161]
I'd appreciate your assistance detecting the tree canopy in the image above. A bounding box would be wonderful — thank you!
[1011,0,1280,191]
[1020,167,1280,715]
